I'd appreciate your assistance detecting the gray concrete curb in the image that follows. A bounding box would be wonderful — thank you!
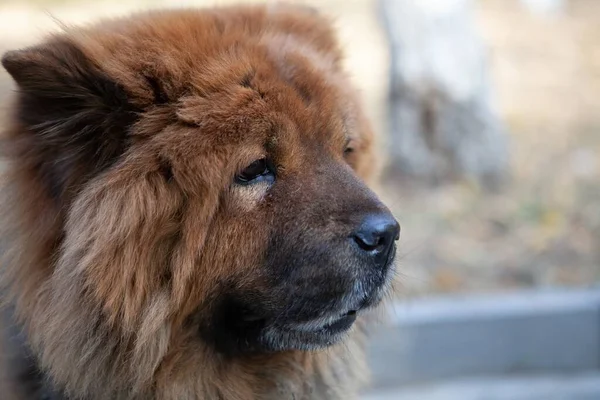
[367,287,600,390]
[364,372,600,400]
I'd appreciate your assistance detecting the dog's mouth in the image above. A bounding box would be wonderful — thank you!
[257,309,360,351]
[217,245,397,353]
[287,308,359,334]
[314,309,357,333]
[269,245,396,347]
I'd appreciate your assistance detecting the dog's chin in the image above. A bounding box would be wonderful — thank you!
[259,310,359,352]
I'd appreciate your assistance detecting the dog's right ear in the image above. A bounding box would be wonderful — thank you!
[2,38,139,200]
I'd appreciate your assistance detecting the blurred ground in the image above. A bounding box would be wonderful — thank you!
[387,0,600,296]
[0,0,598,296]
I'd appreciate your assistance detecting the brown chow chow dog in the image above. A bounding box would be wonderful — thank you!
[0,4,399,399]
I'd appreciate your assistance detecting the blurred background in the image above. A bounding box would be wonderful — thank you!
[0,0,599,399]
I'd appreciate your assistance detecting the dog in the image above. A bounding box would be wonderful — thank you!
[0,4,399,399]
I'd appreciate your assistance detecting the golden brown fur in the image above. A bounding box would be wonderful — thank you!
[0,4,394,399]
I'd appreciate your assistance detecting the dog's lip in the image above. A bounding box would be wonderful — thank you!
[285,309,359,333]
[318,311,357,333]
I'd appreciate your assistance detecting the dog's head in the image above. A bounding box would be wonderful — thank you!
[2,4,398,395]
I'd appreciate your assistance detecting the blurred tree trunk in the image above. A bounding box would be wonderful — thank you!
[379,0,509,188]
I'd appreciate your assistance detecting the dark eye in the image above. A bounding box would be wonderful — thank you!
[343,138,355,157]
[235,158,274,185]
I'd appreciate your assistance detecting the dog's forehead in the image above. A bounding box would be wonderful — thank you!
[171,41,351,153]
[72,8,354,154]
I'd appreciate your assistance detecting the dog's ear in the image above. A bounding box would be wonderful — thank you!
[1,37,139,200]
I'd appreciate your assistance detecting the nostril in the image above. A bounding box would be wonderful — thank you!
[353,231,380,252]
[352,214,400,256]
[376,236,384,247]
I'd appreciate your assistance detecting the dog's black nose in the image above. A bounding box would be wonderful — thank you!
[352,213,400,266]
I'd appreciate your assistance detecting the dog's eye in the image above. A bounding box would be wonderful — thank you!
[343,138,355,157]
[235,158,274,185]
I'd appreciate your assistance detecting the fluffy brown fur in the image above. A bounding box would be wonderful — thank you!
[0,4,397,399]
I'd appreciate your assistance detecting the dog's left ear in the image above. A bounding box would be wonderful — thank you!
[1,37,139,200]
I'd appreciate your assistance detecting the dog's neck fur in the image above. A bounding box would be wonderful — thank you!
[2,307,369,400]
